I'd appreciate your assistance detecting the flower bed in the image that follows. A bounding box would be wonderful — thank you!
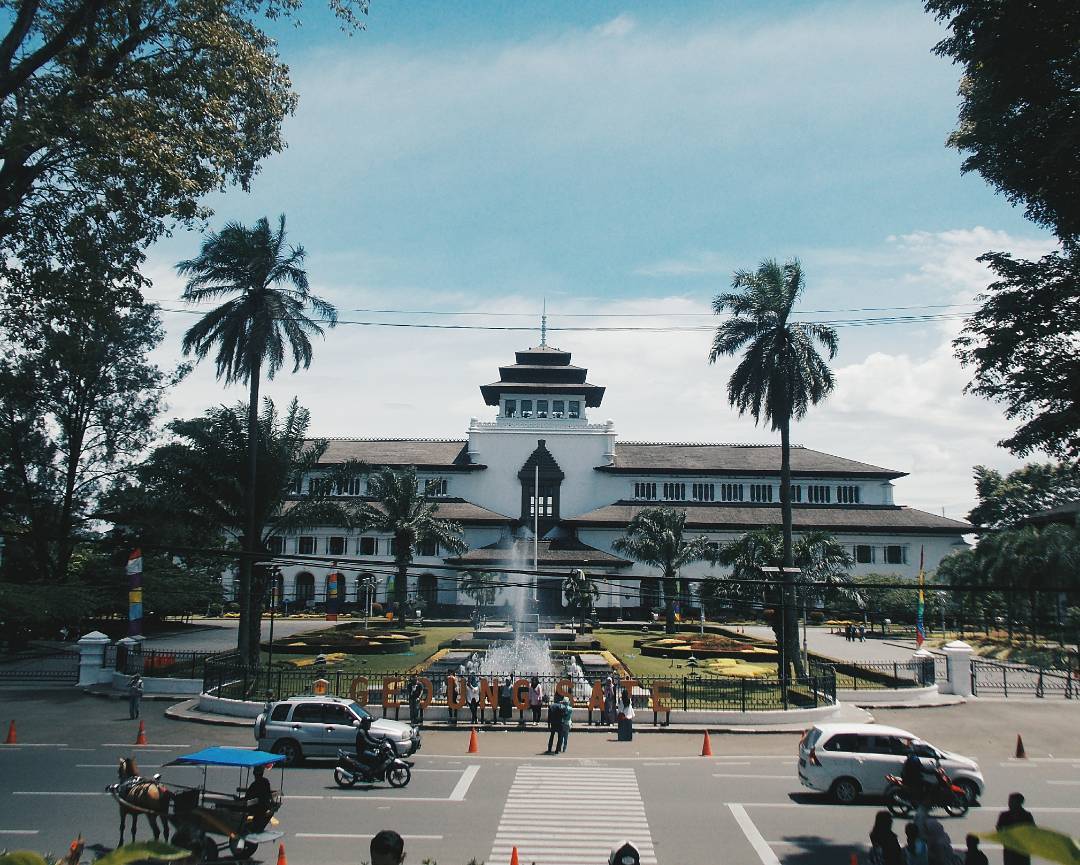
[635,633,778,661]
[262,630,422,656]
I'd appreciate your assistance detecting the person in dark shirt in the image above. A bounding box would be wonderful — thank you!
[243,766,273,830]
[869,811,904,865]
[354,717,384,766]
[963,833,988,865]
[996,792,1035,865]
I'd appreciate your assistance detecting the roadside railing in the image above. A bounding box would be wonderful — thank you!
[971,659,1075,699]
[122,648,219,679]
[830,658,936,691]
[202,659,837,717]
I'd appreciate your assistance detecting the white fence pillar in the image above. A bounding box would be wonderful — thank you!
[76,631,112,686]
[940,640,974,696]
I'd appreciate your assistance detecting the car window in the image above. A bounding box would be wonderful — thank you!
[866,736,905,755]
[348,702,371,721]
[291,704,323,723]
[823,733,862,752]
[270,704,291,722]
[913,742,938,759]
[323,704,354,726]
[802,728,823,749]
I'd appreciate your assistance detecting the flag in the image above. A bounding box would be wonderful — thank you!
[915,545,925,648]
[980,824,1080,865]
[127,548,143,637]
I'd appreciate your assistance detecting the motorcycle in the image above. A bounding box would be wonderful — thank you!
[885,765,969,818]
[334,745,413,789]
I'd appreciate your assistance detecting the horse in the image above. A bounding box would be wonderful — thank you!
[110,756,171,846]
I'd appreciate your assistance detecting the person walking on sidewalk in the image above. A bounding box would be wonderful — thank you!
[545,693,565,754]
[556,693,572,753]
[128,674,143,720]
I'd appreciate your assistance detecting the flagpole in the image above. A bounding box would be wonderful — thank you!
[915,545,926,648]
[126,548,143,638]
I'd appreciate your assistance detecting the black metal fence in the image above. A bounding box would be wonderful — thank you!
[120,647,220,679]
[832,658,937,691]
[0,648,80,682]
[971,660,1075,699]
[202,659,836,715]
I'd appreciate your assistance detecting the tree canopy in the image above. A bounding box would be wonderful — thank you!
[967,462,1080,531]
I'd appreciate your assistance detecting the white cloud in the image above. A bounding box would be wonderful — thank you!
[596,14,636,39]
[147,226,1053,521]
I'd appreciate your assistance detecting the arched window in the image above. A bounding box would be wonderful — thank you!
[294,572,315,608]
[418,573,438,607]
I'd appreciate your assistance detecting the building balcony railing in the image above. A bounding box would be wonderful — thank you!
[471,419,611,431]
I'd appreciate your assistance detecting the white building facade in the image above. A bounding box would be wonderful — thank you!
[268,343,971,615]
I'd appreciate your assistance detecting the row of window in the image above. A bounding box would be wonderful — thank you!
[631,482,861,504]
[504,399,581,419]
[268,536,441,557]
[291,477,450,497]
[854,544,907,565]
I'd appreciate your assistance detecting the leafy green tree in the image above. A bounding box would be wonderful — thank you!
[953,252,1080,460]
[968,462,1080,532]
[563,569,599,634]
[460,570,500,625]
[0,0,366,309]
[354,467,468,612]
[611,507,712,634]
[176,215,337,660]
[106,398,361,660]
[708,259,839,676]
[925,0,1080,242]
[0,276,177,589]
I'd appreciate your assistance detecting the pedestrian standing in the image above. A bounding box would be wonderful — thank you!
[603,676,617,726]
[903,823,928,865]
[557,693,572,753]
[529,676,543,724]
[962,834,987,865]
[922,819,954,865]
[617,687,635,741]
[545,694,563,754]
[407,677,422,726]
[128,674,143,720]
[869,812,904,865]
[466,674,480,725]
[859,625,866,642]
[498,676,513,724]
[996,792,1035,865]
[845,624,852,642]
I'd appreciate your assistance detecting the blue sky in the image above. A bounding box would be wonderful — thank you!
[146,1,1055,518]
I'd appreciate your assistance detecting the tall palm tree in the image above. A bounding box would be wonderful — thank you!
[563,568,600,634]
[612,507,712,634]
[709,258,838,678]
[460,570,501,626]
[356,467,468,613]
[176,215,337,661]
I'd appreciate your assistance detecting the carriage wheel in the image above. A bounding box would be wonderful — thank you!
[229,837,257,860]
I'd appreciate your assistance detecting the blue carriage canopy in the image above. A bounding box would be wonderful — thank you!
[166,747,286,768]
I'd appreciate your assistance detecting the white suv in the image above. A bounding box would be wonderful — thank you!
[797,723,984,805]
[255,696,421,765]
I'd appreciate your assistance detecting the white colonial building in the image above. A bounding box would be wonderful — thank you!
[268,343,970,615]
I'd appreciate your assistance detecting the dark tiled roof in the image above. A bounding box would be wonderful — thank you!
[1024,499,1080,526]
[601,443,905,478]
[567,502,971,534]
[447,536,631,568]
[480,381,606,407]
[315,439,478,469]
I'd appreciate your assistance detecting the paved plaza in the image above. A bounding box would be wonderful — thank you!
[2,689,1079,864]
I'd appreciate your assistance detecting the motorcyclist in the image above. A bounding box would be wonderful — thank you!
[900,743,936,807]
[353,717,390,774]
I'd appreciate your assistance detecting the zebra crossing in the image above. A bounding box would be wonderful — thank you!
[488,764,658,865]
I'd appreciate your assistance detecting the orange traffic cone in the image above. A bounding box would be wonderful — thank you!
[135,720,147,745]
[701,730,713,757]
[850,853,858,865]
[510,846,520,865]
[4,720,15,744]
[1015,734,1026,759]
[467,727,479,754]
[276,842,287,865]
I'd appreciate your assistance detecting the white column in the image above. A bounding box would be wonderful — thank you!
[76,631,112,686]
[939,640,974,696]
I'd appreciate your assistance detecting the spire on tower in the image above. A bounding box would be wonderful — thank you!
[540,298,547,347]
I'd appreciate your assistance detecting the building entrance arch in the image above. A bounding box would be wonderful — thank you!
[294,572,315,608]
[417,573,438,609]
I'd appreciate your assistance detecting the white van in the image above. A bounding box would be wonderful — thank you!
[797,723,984,804]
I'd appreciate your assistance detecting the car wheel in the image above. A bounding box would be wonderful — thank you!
[830,777,861,804]
[272,739,302,766]
[956,779,980,806]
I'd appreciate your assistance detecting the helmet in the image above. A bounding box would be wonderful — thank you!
[360,716,373,730]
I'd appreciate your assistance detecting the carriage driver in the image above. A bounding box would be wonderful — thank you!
[241,766,274,830]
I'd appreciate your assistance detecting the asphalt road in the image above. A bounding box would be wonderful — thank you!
[2,693,1079,865]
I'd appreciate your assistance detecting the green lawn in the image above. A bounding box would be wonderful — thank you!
[262,625,468,675]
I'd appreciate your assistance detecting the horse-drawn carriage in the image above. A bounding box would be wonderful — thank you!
[108,747,285,863]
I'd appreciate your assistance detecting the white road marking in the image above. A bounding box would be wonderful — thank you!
[0,744,69,748]
[448,764,480,801]
[0,830,40,835]
[295,833,443,840]
[1047,780,1080,785]
[100,744,187,749]
[713,773,792,779]
[13,791,106,796]
[413,768,463,773]
[329,795,460,802]
[489,765,657,865]
[77,764,161,769]
[735,802,1080,813]
[727,804,781,865]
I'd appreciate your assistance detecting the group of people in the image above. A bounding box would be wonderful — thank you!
[845,624,867,642]
[870,792,1035,865]
[442,674,549,726]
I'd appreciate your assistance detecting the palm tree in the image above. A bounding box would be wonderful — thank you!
[176,214,337,661]
[612,507,712,633]
[563,568,600,634]
[709,258,838,677]
[460,570,500,626]
[356,467,468,613]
